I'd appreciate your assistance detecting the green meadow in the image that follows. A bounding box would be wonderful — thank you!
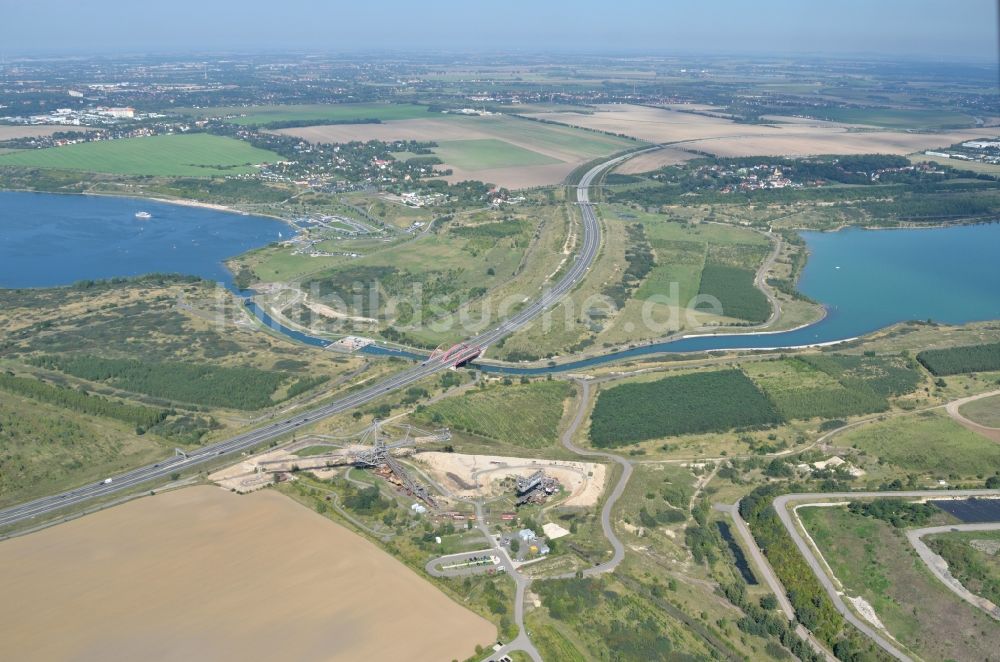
[188,103,431,125]
[434,139,561,170]
[0,134,281,177]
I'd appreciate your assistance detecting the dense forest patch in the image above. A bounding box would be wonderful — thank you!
[917,342,1000,375]
[589,369,780,446]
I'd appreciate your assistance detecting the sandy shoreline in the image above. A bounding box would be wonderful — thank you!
[0,186,294,226]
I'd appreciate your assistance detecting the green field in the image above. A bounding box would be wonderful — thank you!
[299,216,533,324]
[743,358,887,420]
[697,263,770,323]
[0,389,171,508]
[629,213,769,312]
[774,106,976,130]
[836,410,1000,477]
[800,353,923,398]
[0,134,281,177]
[589,369,781,446]
[959,394,1000,428]
[31,354,327,411]
[463,115,638,160]
[433,139,560,170]
[186,103,432,125]
[415,380,572,448]
[800,505,1000,661]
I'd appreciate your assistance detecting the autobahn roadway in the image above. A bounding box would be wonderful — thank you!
[0,147,652,531]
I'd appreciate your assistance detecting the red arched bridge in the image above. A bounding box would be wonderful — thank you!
[431,342,486,367]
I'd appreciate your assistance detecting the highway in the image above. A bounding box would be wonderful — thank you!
[0,148,648,531]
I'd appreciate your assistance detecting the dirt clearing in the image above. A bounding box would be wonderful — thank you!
[416,451,606,507]
[614,146,695,173]
[0,486,495,662]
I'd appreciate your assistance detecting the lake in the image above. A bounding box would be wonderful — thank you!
[0,191,284,288]
[480,222,1000,374]
[2,191,998,371]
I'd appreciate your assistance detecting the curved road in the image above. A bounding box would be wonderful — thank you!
[0,148,651,532]
[773,490,1000,662]
[555,379,632,577]
[945,388,1000,442]
[906,522,1000,619]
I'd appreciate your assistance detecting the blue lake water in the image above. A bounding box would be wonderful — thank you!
[0,191,285,288]
[480,222,1000,374]
[2,190,998,374]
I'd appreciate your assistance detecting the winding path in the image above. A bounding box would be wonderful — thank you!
[476,377,636,662]
[945,389,1000,443]
[906,522,1000,619]
[773,490,1000,662]
[554,379,632,577]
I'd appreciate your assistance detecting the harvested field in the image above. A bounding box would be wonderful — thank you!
[524,104,754,143]
[0,125,90,140]
[956,392,1000,430]
[416,451,606,507]
[613,146,695,174]
[681,130,996,158]
[273,117,485,144]
[526,104,993,158]
[447,162,582,189]
[0,486,495,662]
[274,114,636,188]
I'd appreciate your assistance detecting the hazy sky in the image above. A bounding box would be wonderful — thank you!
[1,0,997,59]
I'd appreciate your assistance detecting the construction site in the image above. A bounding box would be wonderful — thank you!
[514,470,561,507]
[413,452,606,508]
[210,418,607,516]
[209,420,450,508]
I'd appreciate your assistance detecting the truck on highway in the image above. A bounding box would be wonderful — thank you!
[102,478,113,485]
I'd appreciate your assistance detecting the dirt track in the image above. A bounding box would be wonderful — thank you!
[946,389,1000,443]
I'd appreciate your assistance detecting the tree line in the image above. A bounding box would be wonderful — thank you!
[917,342,1000,375]
[30,354,320,411]
[0,371,166,429]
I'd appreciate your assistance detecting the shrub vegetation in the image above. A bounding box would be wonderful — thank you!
[917,342,1000,375]
[589,369,781,446]
[0,371,166,429]
[30,354,325,410]
[697,263,770,323]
